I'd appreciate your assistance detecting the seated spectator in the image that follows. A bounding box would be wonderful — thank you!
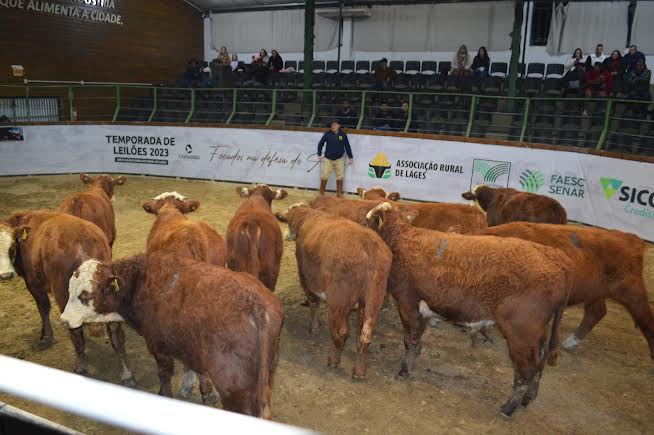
[603,50,625,82]
[623,45,646,74]
[564,61,586,97]
[335,99,358,128]
[373,102,395,131]
[451,45,471,77]
[585,62,611,97]
[394,100,411,131]
[471,46,490,79]
[243,55,268,86]
[229,54,239,72]
[565,48,584,74]
[218,46,230,65]
[373,58,397,91]
[269,50,283,72]
[623,59,651,101]
[585,44,606,72]
[177,58,202,87]
[259,49,270,64]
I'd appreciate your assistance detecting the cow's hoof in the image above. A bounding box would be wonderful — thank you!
[202,391,219,406]
[74,365,89,376]
[37,336,54,350]
[351,372,366,382]
[562,334,581,351]
[396,367,410,379]
[179,387,194,400]
[300,299,310,307]
[121,376,137,388]
[499,403,516,419]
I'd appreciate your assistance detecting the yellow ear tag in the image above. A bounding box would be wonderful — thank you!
[112,278,120,292]
[378,216,384,228]
[21,229,27,240]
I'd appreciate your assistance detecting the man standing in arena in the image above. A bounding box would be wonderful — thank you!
[317,120,353,197]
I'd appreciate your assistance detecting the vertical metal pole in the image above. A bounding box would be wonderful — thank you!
[185,88,196,123]
[25,85,31,122]
[307,90,317,127]
[403,93,413,133]
[508,0,524,105]
[112,85,121,122]
[68,87,74,121]
[356,91,366,130]
[519,98,530,142]
[303,0,315,91]
[148,87,158,122]
[596,99,613,151]
[337,1,343,65]
[266,89,278,126]
[465,95,477,137]
[226,89,237,124]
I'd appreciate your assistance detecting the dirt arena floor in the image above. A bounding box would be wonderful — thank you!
[0,174,653,434]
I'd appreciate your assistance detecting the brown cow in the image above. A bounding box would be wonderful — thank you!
[311,196,486,233]
[366,203,572,417]
[356,186,401,201]
[276,203,391,379]
[0,210,135,385]
[226,185,287,291]
[59,173,126,247]
[142,191,227,401]
[61,251,283,418]
[462,185,567,226]
[477,222,654,360]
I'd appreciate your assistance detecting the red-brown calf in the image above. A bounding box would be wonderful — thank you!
[61,251,283,418]
[276,203,391,379]
[226,185,287,291]
[356,186,401,201]
[366,203,572,417]
[59,173,126,247]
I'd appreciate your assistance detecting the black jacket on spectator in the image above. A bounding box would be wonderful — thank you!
[269,55,283,72]
[318,130,353,160]
[335,108,358,128]
[374,110,396,128]
[471,55,490,71]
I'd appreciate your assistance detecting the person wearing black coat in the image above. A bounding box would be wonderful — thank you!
[471,46,491,79]
[269,50,284,72]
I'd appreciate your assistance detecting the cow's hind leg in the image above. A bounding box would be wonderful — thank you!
[69,327,88,375]
[150,347,174,397]
[25,282,53,349]
[612,283,654,361]
[327,305,350,369]
[178,368,197,399]
[106,322,136,387]
[353,289,385,380]
[563,299,606,350]
[395,291,426,378]
[199,374,219,405]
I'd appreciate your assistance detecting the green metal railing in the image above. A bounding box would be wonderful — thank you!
[1,84,652,155]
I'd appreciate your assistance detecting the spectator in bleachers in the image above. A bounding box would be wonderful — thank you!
[335,99,358,128]
[585,44,606,72]
[451,45,471,77]
[269,50,284,72]
[471,46,490,79]
[177,58,202,87]
[243,55,268,86]
[373,58,397,91]
[623,59,651,101]
[259,49,270,64]
[604,50,625,81]
[219,46,230,65]
[584,62,611,97]
[395,100,410,131]
[564,61,586,97]
[373,102,395,131]
[565,48,584,74]
[230,54,239,72]
[623,45,646,74]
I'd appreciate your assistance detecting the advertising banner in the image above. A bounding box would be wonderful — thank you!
[1,124,652,241]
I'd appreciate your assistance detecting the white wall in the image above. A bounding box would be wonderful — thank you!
[203,3,653,70]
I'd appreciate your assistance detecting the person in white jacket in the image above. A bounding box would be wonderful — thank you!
[451,45,472,77]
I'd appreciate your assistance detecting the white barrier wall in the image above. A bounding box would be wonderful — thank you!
[1,125,653,241]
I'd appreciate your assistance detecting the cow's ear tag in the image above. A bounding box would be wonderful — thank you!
[112,278,120,292]
[21,229,27,240]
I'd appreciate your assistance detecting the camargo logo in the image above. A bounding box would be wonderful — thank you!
[519,170,545,193]
[368,152,392,179]
[600,177,654,219]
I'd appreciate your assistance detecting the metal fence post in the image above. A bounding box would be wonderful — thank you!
[185,88,195,123]
[307,90,317,127]
[596,99,613,151]
[403,93,413,133]
[226,89,237,124]
[356,91,366,130]
[68,87,74,121]
[465,95,477,137]
[111,85,120,122]
[519,98,530,142]
[25,85,31,122]
[147,87,157,122]
[265,89,277,126]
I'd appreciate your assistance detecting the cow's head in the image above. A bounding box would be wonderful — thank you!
[366,202,416,232]
[237,184,288,205]
[357,186,401,201]
[60,259,125,329]
[80,173,127,200]
[142,192,200,215]
[0,223,29,280]
[275,202,309,241]
[461,184,491,212]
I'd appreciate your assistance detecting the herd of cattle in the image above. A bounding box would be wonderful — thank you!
[0,175,652,420]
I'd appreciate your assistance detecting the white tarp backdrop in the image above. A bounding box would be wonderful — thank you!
[1,125,653,241]
[632,1,654,55]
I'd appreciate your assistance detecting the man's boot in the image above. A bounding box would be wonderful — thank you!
[319,179,328,195]
[336,179,344,198]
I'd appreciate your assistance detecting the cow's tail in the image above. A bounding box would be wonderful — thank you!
[360,242,390,348]
[546,304,564,366]
[252,304,282,419]
[236,221,261,278]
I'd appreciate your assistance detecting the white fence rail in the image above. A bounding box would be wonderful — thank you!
[0,355,314,435]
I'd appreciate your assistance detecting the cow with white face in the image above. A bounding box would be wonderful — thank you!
[226,184,288,291]
[0,209,135,386]
[356,186,401,201]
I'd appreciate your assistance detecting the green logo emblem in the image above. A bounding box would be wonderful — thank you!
[368,152,392,179]
[519,169,545,193]
[600,177,623,199]
[470,159,511,189]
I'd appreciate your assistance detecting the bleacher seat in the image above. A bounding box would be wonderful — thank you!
[284,60,297,71]
[545,63,564,78]
[371,61,380,72]
[389,61,404,73]
[312,61,325,73]
[438,61,451,76]
[542,78,563,96]
[421,61,437,75]
[340,60,354,74]
[490,62,507,77]
[527,63,545,78]
[326,61,339,74]
[405,61,420,75]
[355,61,370,74]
